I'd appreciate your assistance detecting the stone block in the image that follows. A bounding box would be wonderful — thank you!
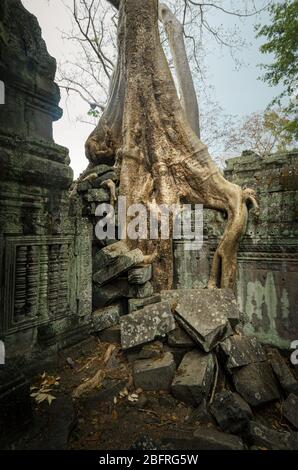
[282,394,298,429]
[171,350,215,406]
[218,335,266,372]
[269,349,298,395]
[92,304,121,332]
[133,352,176,391]
[167,326,195,349]
[138,341,164,359]
[245,421,295,450]
[192,428,245,450]
[128,281,154,299]
[174,291,233,352]
[84,188,110,202]
[128,264,152,285]
[93,249,144,287]
[162,288,240,328]
[210,390,253,433]
[128,294,161,313]
[233,362,280,406]
[120,301,175,350]
[94,241,130,271]
[77,180,91,192]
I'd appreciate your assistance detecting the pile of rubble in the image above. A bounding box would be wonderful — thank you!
[91,242,298,450]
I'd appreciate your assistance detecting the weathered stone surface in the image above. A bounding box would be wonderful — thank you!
[93,249,144,287]
[162,288,240,328]
[218,335,266,372]
[93,279,129,307]
[77,180,92,192]
[269,349,298,395]
[221,152,298,349]
[84,188,110,202]
[245,421,295,450]
[282,394,298,429]
[93,278,154,308]
[171,350,215,406]
[161,289,180,307]
[133,352,176,390]
[128,265,152,285]
[210,390,253,433]
[233,362,280,406]
[138,341,164,359]
[192,428,245,450]
[97,325,121,344]
[128,294,161,313]
[120,302,175,350]
[0,0,92,362]
[92,304,121,332]
[174,290,234,352]
[94,241,130,271]
[128,281,154,299]
[167,326,195,349]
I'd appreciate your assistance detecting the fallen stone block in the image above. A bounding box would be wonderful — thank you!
[233,362,280,406]
[167,326,195,349]
[94,241,131,271]
[120,301,175,350]
[92,304,121,332]
[162,288,240,329]
[245,421,295,450]
[171,350,215,406]
[128,294,161,313]
[138,341,164,359]
[218,335,266,372]
[133,352,176,390]
[93,279,129,308]
[93,248,144,287]
[268,349,298,395]
[192,428,245,450]
[174,290,233,352]
[128,281,154,299]
[282,394,298,429]
[128,264,152,285]
[97,325,121,344]
[210,390,253,433]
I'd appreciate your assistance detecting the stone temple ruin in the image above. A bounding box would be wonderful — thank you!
[0,0,298,451]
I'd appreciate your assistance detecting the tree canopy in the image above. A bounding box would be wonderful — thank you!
[256,0,298,138]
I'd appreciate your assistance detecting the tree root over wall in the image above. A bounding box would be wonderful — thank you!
[82,0,259,291]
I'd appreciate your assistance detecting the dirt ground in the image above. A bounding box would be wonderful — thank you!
[8,336,295,451]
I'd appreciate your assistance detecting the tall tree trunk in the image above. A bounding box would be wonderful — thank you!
[85,0,258,291]
[159,3,201,138]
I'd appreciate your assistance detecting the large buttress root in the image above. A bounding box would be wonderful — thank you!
[84,0,258,291]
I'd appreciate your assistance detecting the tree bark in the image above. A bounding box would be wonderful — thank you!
[159,3,201,138]
[85,0,258,291]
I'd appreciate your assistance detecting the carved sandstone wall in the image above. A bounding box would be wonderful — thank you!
[0,0,92,363]
[207,151,298,348]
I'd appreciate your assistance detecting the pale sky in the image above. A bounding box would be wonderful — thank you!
[22,0,280,177]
